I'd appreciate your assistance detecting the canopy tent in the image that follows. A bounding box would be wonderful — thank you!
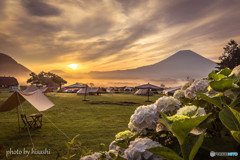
[23,85,38,93]
[24,85,50,93]
[65,83,86,89]
[135,89,153,96]
[0,89,54,112]
[0,89,54,133]
[135,83,161,102]
[77,87,101,95]
[163,87,181,96]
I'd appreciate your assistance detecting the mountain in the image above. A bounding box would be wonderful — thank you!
[88,50,217,80]
[0,53,31,84]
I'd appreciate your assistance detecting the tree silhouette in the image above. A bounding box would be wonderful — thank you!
[216,40,240,70]
[27,71,67,90]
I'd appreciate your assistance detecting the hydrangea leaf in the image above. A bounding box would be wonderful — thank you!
[208,71,226,80]
[218,68,232,76]
[219,107,240,131]
[196,93,222,109]
[230,131,240,144]
[209,79,233,92]
[160,113,210,144]
[171,114,210,144]
[181,132,205,160]
[148,147,183,160]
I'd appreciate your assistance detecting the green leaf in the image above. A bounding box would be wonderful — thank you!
[115,155,127,160]
[64,142,70,149]
[218,68,232,76]
[231,131,240,144]
[230,97,240,108]
[113,140,128,149]
[160,113,210,144]
[181,132,205,160]
[219,107,240,131]
[209,79,233,92]
[196,93,222,109]
[70,134,80,145]
[148,147,183,160]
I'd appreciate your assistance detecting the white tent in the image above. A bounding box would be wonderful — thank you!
[0,90,54,112]
[23,85,38,93]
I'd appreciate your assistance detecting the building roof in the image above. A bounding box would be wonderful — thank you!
[0,77,19,86]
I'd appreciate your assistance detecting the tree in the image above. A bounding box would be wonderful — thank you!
[216,40,240,70]
[27,71,67,90]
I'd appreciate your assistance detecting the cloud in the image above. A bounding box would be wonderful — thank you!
[0,0,240,73]
[21,0,61,17]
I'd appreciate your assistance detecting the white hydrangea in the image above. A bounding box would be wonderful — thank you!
[115,130,133,140]
[105,150,118,160]
[230,65,240,79]
[184,80,209,99]
[109,140,125,154]
[173,90,185,99]
[197,107,206,116]
[80,152,102,160]
[155,96,181,114]
[176,105,198,117]
[123,137,163,160]
[128,104,159,133]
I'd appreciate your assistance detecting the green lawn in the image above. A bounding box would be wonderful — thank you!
[0,92,162,160]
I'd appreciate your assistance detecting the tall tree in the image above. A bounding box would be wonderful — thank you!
[216,40,240,70]
[27,71,67,90]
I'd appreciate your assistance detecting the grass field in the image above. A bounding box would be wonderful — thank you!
[0,92,162,160]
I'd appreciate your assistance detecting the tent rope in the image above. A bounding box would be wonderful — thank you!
[37,112,71,141]
[17,93,35,149]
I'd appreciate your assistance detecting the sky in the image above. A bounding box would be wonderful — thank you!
[1,0,240,74]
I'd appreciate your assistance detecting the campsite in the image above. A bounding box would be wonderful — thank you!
[0,90,162,159]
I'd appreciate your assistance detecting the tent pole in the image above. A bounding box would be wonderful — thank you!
[148,88,150,101]
[83,85,88,101]
[16,103,20,134]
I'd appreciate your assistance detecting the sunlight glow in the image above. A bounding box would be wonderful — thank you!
[69,64,78,70]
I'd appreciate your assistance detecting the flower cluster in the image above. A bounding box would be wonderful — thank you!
[128,104,159,133]
[80,152,102,160]
[123,138,163,160]
[231,65,240,79]
[173,90,185,99]
[176,105,198,117]
[184,80,209,99]
[154,96,180,114]
[167,115,190,122]
[115,130,133,140]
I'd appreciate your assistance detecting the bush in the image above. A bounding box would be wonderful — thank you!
[80,66,240,160]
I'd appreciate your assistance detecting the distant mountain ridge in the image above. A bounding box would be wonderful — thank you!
[88,50,217,79]
[0,53,31,84]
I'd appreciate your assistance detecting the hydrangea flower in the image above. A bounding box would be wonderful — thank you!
[115,130,133,140]
[155,96,180,114]
[80,152,102,160]
[230,65,240,79]
[181,81,193,90]
[184,80,209,99]
[123,137,163,160]
[176,105,198,117]
[173,90,185,99]
[128,104,159,133]
[197,107,206,116]
[167,115,190,122]
[109,141,125,154]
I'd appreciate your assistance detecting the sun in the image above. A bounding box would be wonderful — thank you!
[69,64,78,70]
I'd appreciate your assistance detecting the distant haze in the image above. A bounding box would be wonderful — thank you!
[0,50,216,87]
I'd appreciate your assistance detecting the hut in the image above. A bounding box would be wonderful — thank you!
[0,77,18,88]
